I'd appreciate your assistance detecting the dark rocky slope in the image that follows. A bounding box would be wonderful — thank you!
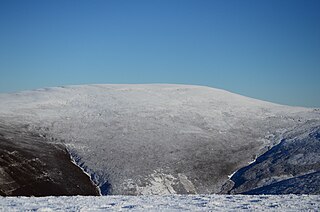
[0,124,99,196]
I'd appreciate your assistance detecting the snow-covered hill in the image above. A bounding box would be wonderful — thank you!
[0,84,319,195]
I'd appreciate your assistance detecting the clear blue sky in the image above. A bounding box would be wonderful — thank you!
[0,0,319,107]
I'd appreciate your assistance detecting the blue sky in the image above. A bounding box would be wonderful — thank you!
[0,0,319,107]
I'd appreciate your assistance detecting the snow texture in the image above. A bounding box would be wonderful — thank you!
[229,124,320,194]
[0,195,319,211]
[0,84,319,195]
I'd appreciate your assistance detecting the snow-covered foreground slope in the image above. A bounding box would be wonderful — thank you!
[0,84,319,195]
[1,195,319,211]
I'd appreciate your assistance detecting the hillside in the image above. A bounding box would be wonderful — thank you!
[0,84,319,195]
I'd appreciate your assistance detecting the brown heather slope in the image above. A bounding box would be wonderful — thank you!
[0,124,99,196]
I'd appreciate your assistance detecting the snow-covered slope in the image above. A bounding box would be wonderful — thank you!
[0,84,319,195]
[1,195,319,211]
[229,123,320,194]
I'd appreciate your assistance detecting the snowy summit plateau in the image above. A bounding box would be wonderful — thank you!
[0,84,319,196]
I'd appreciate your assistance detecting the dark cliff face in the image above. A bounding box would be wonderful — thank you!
[227,123,320,195]
[0,124,100,197]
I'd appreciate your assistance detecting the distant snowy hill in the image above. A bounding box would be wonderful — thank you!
[0,84,319,196]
